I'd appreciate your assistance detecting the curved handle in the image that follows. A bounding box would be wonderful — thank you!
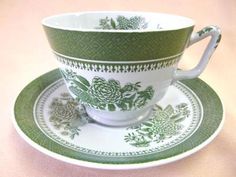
[173,26,221,81]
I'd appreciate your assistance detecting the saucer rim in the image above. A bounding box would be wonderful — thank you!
[12,69,225,170]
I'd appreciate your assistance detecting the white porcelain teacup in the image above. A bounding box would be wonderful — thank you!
[42,11,221,126]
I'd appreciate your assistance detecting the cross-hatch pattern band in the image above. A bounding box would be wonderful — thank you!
[43,26,193,61]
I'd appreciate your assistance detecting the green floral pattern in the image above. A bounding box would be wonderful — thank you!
[61,69,154,111]
[49,93,92,139]
[124,103,190,147]
[97,16,148,30]
[197,27,213,36]
[48,91,190,144]
[197,26,221,49]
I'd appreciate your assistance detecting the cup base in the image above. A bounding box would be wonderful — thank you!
[85,107,153,127]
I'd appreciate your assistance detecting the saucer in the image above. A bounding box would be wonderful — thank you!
[13,69,224,170]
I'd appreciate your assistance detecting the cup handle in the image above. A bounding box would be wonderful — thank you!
[173,26,221,82]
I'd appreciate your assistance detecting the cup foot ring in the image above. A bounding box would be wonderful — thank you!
[85,107,152,127]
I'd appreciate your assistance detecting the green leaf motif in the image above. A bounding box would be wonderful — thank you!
[110,18,116,29]
[108,104,116,111]
[124,103,190,147]
[197,27,213,37]
[116,102,128,111]
[134,95,147,108]
[72,79,88,92]
[78,92,93,104]
[76,75,90,87]
[214,34,222,49]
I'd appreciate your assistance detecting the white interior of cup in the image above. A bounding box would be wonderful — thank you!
[42,11,195,32]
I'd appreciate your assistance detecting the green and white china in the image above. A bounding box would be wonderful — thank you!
[42,11,221,126]
[13,69,224,170]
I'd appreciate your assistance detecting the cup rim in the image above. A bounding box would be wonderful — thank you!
[42,11,195,33]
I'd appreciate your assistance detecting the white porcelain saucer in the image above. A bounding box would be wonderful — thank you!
[13,69,224,170]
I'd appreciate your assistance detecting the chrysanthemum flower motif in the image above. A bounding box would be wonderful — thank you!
[90,77,122,104]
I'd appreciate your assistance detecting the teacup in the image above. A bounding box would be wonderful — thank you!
[42,11,221,126]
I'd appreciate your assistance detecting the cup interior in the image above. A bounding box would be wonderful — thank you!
[42,11,194,31]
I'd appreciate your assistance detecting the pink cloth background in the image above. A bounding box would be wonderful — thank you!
[1,0,236,176]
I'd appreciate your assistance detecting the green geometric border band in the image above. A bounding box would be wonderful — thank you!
[43,26,193,61]
[55,53,181,73]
